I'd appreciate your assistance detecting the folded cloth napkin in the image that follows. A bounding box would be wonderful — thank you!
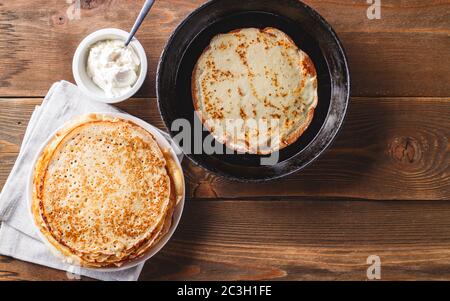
[0,81,180,281]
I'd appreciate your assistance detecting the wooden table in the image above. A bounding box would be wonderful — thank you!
[0,0,449,281]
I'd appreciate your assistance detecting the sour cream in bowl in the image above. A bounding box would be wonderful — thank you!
[73,28,147,103]
[87,39,141,97]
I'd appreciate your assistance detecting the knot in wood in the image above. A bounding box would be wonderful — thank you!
[389,136,421,165]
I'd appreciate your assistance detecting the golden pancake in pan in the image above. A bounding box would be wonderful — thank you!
[192,27,318,154]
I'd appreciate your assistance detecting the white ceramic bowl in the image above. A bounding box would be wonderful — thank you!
[27,113,185,272]
[73,28,148,103]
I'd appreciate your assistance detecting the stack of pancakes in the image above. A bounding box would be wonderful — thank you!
[31,114,180,267]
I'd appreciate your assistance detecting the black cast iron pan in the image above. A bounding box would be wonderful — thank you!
[157,0,350,181]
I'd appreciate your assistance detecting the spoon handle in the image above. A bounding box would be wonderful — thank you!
[125,0,155,46]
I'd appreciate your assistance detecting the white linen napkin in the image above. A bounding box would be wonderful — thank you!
[0,81,179,281]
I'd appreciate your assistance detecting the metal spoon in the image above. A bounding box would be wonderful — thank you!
[124,0,155,47]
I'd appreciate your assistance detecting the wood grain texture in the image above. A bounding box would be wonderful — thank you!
[0,0,449,282]
[0,97,448,201]
[0,0,449,97]
[4,199,450,280]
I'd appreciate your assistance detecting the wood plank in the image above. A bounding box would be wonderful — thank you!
[0,97,448,200]
[0,0,449,97]
[3,199,450,280]
[0,256,92,281]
